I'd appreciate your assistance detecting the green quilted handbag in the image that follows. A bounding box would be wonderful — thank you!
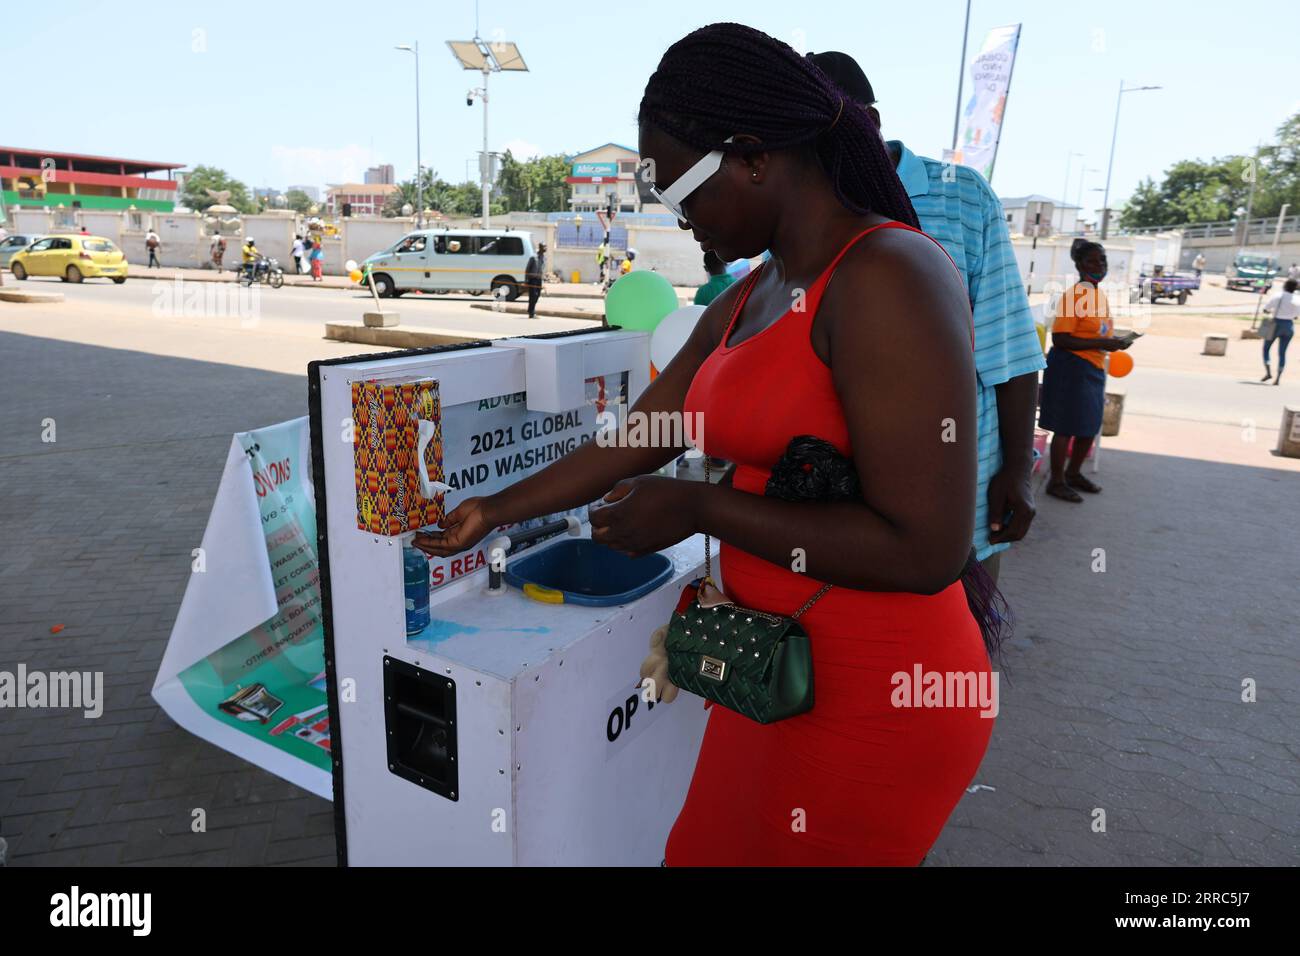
[665,460,830,724]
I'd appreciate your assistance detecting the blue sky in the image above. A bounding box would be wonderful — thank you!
[5,0,1297,221]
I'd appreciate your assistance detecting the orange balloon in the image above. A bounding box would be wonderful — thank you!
[1108,351,1134,377]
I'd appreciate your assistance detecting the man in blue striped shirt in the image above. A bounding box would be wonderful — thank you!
[811,52,1046,581]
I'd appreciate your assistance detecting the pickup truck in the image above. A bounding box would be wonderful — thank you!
[1225,252,1279,292]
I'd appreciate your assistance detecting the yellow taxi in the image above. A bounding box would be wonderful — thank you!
[9,234,128,284]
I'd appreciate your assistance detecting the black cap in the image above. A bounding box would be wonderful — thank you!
[806,50,876,107]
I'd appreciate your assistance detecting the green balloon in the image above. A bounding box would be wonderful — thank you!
[605,270,680,332]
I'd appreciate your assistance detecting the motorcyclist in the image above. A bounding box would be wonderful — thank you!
[242,237,261,281]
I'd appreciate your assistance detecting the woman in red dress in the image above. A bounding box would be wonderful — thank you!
[416,22,996,865]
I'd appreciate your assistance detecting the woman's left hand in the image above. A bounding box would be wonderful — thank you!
[590,476,700,556]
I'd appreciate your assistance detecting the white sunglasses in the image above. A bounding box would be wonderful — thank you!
[647,136,735,222]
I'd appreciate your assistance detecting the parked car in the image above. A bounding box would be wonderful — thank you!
[9,234,128,284]
[362,228,533,299]
[0,233,45,268]
[1138,264,1199,304]
[1225,251,1279,292]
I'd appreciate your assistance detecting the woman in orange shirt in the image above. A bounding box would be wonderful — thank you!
[1039,239,1132,502]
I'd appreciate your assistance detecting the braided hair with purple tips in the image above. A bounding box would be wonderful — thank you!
[638,22,919,229]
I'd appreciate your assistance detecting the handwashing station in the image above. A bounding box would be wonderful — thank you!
[308,328,708,865]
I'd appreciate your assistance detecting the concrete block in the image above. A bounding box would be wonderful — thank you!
[363,311,398,328]
[1102,391,1124,437]
[1203,335,1228,356]
[0,289,64,304]
[1278,406,1300,458]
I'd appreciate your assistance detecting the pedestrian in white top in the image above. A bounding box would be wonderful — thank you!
[1260,278,1299,385]
[291,234,305,275]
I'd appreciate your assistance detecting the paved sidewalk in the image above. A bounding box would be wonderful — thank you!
[0,321,1296,865]
[0,332,336,866]
[928,433,1300,865]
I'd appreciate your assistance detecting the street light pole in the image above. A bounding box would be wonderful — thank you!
[950,0,972,152]
[1063,151,1082,213]
[449,36,527,229]
[395,42,423,229]
[1077,166,1099,219]
[481,66,491,226]
[1101,79,1161,240]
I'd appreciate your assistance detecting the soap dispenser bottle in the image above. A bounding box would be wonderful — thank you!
[402,537,431,636]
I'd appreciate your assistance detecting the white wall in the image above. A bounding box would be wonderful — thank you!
[1008,232,1183,293]
[1005,205,1080,237]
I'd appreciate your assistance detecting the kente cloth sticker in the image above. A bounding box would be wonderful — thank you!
[352,378,446,534]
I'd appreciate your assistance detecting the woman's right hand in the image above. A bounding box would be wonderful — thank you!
[411,496,496,558]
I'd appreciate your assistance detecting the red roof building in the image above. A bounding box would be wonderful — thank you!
[0,146,184,213]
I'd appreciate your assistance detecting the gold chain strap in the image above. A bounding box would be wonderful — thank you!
[701,455,831,621]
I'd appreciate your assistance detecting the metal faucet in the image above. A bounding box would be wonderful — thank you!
[485,515,581,595]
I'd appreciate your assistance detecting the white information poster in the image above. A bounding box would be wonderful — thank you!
[152,417,332,799]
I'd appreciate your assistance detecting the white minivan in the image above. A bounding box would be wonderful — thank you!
[363,228,535,299]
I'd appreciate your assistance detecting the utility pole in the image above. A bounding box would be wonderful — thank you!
[951,0,972,152]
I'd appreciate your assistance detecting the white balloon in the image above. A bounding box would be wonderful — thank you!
[650,305,706,372]
[344,259,358,273]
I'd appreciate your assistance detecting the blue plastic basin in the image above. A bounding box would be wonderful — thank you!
[503,539,673,607]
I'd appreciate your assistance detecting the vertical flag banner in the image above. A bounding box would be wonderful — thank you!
[953,24,1022,181]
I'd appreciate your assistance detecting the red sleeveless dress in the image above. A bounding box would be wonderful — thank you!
[668,223,993,866]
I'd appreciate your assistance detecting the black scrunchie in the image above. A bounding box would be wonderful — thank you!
[764,435,861,503]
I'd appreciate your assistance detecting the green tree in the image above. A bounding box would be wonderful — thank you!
[497,150,529,210]
[494,151,571,212]
[1117,177,1167,229]
[181,165,256,214]
[383,168,456,217]
[528,154,571,212]
[382,167,506,219]
[1120,109,1300,226]
[284,189,314,214]
[1253,114,1300,219]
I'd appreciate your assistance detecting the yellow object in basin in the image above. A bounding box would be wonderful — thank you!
[523,582,565,604]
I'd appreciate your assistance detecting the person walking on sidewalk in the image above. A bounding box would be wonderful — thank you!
[596,239,610,286]
[1260,278,1299,384]
[210,234,226,272]
[1193,253,1206,277]
[291,234,305,275]
[308,238,324,281]
[524,242,546,318]
[145,229,161,268]
[1039,239,1133,501]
